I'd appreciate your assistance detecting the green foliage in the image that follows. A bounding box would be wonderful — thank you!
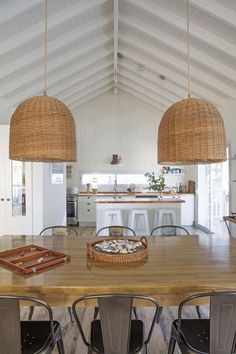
[144,172,166,193]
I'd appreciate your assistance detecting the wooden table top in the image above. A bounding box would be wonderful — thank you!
[0,234,235,306]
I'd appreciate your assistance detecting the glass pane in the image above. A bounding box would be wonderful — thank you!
[12,161,26,216]
[81,174,115,185]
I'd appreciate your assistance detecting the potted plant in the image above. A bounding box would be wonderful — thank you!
[144,172,166,197]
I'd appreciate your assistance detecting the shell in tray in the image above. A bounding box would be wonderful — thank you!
[87,236,148,263]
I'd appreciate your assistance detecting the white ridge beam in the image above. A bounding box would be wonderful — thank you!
[113,0,119,93]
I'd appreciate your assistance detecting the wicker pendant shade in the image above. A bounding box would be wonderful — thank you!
[158,98,226,165]
[9,95,77,162]
[157,0,226,165]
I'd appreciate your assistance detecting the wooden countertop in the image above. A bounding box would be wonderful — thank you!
[96,197,185,203]
[78,192,194,197]
[0,234,234,307]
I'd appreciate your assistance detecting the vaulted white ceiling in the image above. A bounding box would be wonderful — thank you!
[1,0,236,117]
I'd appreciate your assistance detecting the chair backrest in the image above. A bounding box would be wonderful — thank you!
[40,225,78,236]
[96,225,136,236]
[72,294,159,354]
[0,295,55,354]
[177,291,236,354]
[150,225,190,236]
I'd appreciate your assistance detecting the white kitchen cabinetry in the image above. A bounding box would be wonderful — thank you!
[78,195,96,225]
[0,126,33,236]
[178,194,195,225]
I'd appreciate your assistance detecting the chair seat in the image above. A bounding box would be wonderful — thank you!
[90,319,144,354]
[173,319,210,353]
[21,320,61,354]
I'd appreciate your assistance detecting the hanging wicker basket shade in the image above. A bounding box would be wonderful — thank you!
[158,98,226,165]
[9,95,77,162]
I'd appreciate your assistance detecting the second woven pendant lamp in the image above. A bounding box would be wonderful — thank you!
[158,0,226,165]
[9,0,77,162]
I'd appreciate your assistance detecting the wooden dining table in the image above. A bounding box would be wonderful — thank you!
[0,234,235,306]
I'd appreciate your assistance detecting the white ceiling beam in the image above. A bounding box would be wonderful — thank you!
[120,35,235,100]
[119,45,225,108]
[126,0,236,59]
[120,58,183,100]
[67,76,114,107]
[50,60,113,98]
[3,46,113,97]
[7,61,112,106]
[113,0,119,93]
[191,0,236,28]
[119,67,174,106]
[119,83,162,111]
[119,75,169,110]
[71,84,113,112]
[0,0,108,56]
[0,0,42,25]
[0,15,112,80]
[57,67,114,102]
[120,14,236,83]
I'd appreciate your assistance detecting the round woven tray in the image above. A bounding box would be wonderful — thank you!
[87,237,148,263]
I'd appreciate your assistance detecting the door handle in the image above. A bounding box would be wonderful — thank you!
[6,198,10,201]
[0,198,4,201]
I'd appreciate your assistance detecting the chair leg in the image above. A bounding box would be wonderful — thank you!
[94,306,99,319]
[57,338,65,354]
[28,305,34,320]
[168,336,176,354]
[67,306,74,323]
[156,306,163,323]
[196,305,201,318]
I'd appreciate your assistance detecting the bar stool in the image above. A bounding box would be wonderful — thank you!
[154,209,176,227]
[104,209,123,227]
[129,209,150,235]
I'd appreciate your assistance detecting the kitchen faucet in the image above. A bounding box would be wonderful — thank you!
[113,177,118,193]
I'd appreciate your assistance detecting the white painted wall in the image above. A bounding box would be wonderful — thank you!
[73,90,193,189]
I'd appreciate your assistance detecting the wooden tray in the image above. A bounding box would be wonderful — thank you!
[0,244,70,274]
[87,237,148,263]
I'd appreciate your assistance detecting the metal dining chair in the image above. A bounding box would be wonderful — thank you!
[96,225,136,236]
[39,225,78,236]
[28,225,78,323]
[168,291,236,354]
[72,294,159,354]
[150,225,201,322]
[0,295,64,354]
[95,225,137,319]
[150,225,190,236]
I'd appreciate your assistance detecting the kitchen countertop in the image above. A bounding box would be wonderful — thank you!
[95,197,185,203]
[78,192,193,197]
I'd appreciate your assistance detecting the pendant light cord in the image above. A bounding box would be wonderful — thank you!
[186,0,191,98]
[44,0,48,96]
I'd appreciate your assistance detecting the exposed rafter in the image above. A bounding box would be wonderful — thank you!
[113,0,119,93]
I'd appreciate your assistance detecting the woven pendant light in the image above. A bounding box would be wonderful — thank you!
[158,0,226,165]
[9,0,77,162]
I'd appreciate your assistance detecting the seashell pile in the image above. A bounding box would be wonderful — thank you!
[94,239,143,254]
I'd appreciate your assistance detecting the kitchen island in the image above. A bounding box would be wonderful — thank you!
[96,197,185,234]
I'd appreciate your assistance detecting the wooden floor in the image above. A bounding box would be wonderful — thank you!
[28,224,227,354]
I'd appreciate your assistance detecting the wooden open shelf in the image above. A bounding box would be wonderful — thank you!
[0,244,70,274]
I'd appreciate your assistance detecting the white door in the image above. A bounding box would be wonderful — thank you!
[196,158,229,233]
[0,126,33,236]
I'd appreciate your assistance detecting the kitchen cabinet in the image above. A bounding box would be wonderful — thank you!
[0,126,33,236]
[78,195,96,225]
[178,194,195,225]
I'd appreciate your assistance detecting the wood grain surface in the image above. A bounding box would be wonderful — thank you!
[0,234,235,306]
